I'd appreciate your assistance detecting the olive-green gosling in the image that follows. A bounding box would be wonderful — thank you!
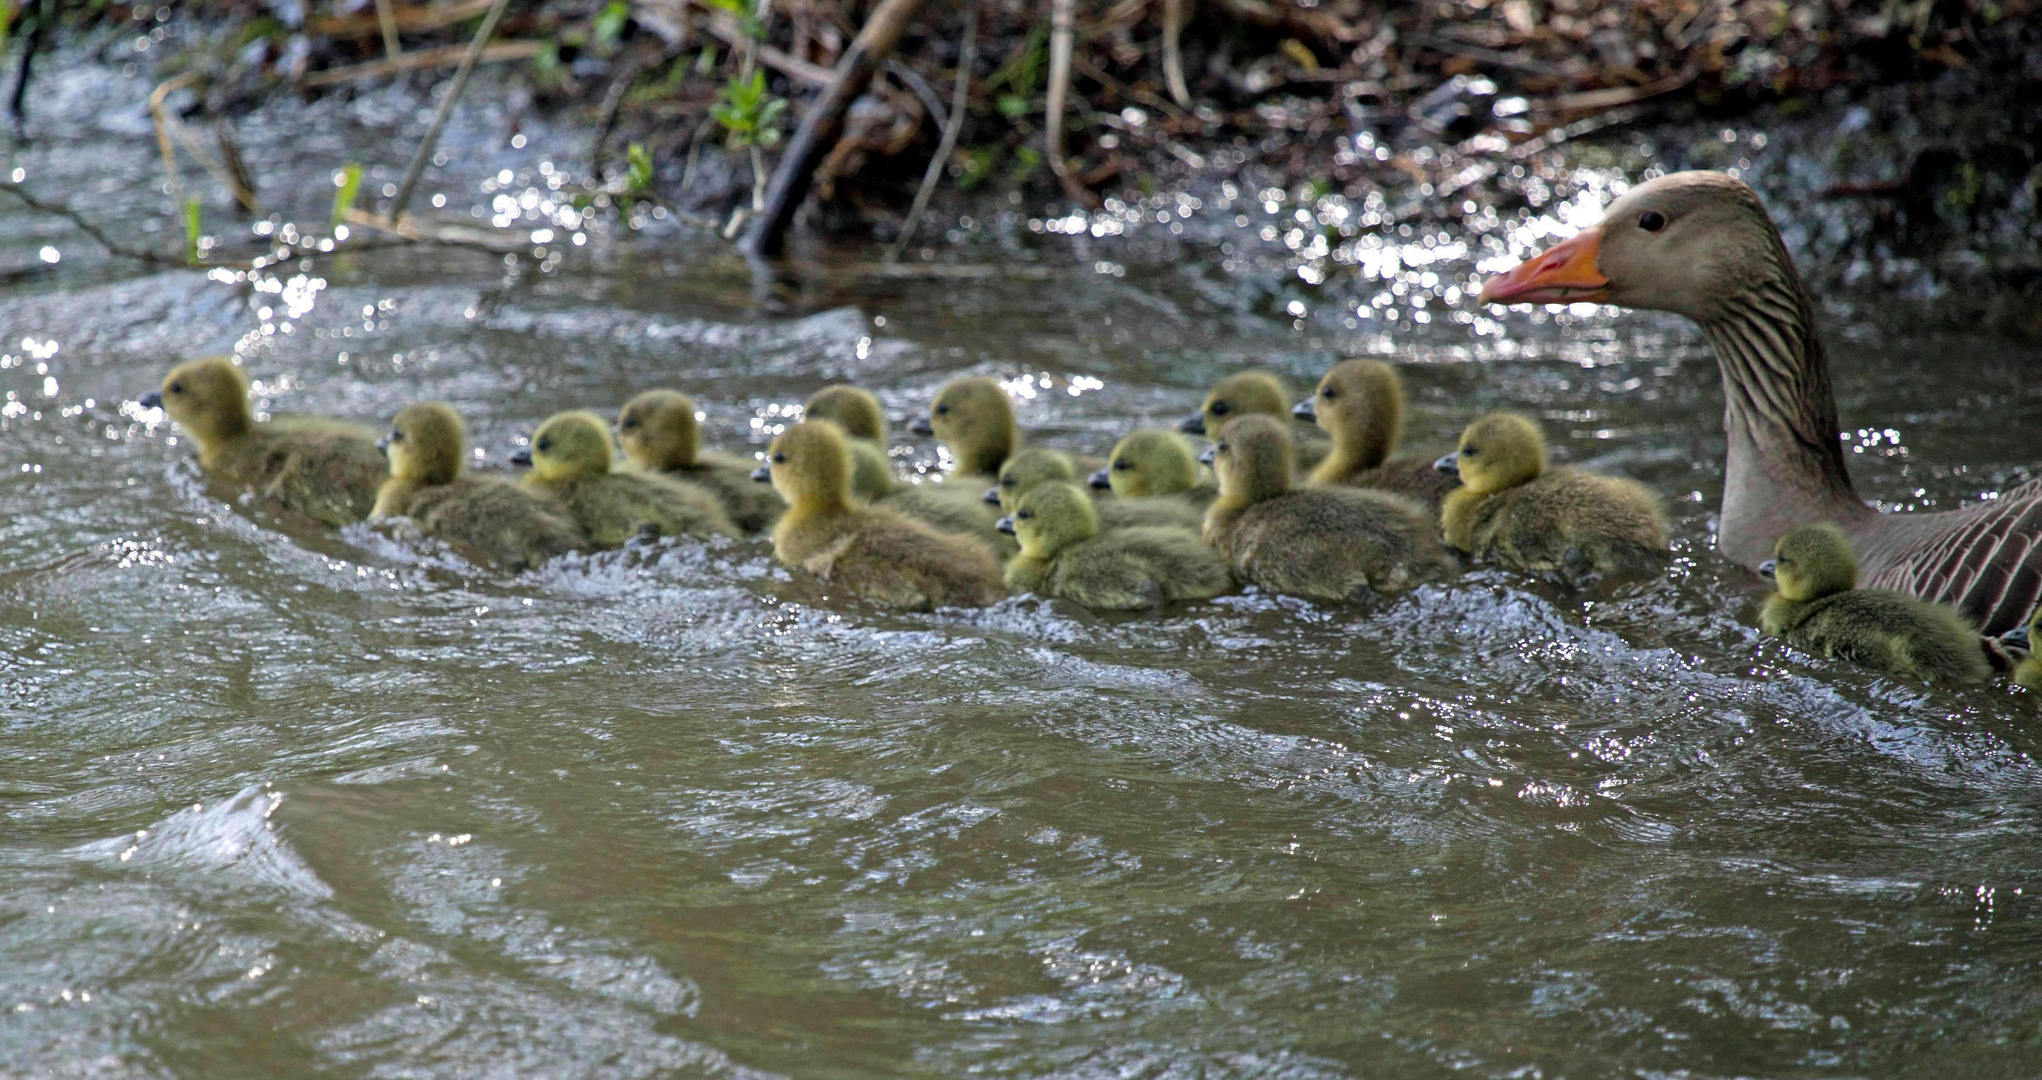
[1203,415,1453,601]
[759,420,1005,610]
[373,402,587,569]
[999,481,1232,609]
[515,410,737,546]
[1436,412,1668,575]
[802,384,896,502]
[1180,370,1330,472]
[993,447,1204,532]
[141,356,386,526]
[617,389,784,532]
[1294,358,1458,511]
[1760,523,1990,684]
[890,376,1018,549]
[2010,605,2042,691]
[1089,428,1217,508]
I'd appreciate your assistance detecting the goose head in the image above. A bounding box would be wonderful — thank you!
[803,384,889,444]
[1298,359,1403,467]
[1435,412,1545,496]
[523,411,616,482]
[1761,523,1858,602]
[1478,171,1788,323]
[991,447,1077,512]
[1002,480,1098,560]
[911,376,1015,475]
[764,420,854,511]
[1098,428,1199,498]
[142,356,253,454]
[616,389,701,471]
[1212,414,1294,504]
[1182,371,1293,436]
[383,402,467,485]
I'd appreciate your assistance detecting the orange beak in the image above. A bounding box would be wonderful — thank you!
[1477,227,1609,305]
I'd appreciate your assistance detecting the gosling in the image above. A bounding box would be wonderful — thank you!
[892,376,1016,548]
[1436,412,1668,575]
[373,402,587,569]
[1203,415,1453,601]
[1294,359,1458,511]
[802,384,896,502]
[992,447,1203,532]
[514,411,737,545]
[617,389,784,532]
[1760,523,1990,684]
[760,420,1005,610]
[1179,370,1330,472]
[141,356,385,525]
[1089,428,1217,508]
[2011,605,2041,691]
[999,481,1232,609]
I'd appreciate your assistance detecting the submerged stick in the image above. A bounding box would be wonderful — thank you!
[886,5,976,264]
[738,0,928,258]
[387,0,515,223]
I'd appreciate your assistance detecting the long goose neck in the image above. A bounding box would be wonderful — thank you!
[1696,260,1867,565]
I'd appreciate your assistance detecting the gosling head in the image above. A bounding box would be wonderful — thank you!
[524,411,617,482]
[1435,412,1545,496]
[142,356,253,452]
[616,389,701,471]
[1095,428,1199,498]
[1478,171,1792,323]
[1181,371,1293,436]
[1003,480,1098,561]
[991,448,1077,512]
[1760,523,1858,603]
[909,376,1015,475]
[382,402,467,485]
[1296,359,1403,468]
[764,420,854,511]
[803,385,888,444]
[1211,414,1294,504]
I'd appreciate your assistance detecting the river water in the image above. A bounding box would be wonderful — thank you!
[4,59,2041,1079]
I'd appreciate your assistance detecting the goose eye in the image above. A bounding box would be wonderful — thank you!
[621,418,638,430]
[771,451,787,464]
[934,404,950,416]
[1018,510,1033,520]
[1321,387,1335,399]
[1211,401,1231,416]
[1215,440,1229,453]
[1463,446,1478,456]
[1113,460,1130,470]
[1638,210,1667,232]
[1000,476,1015,487]
[389,430,405,442]
[169,382,184,394]
[536,438,553,452]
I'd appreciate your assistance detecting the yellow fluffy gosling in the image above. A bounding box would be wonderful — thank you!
[1436,412,1668,574]
[1760,523,1990,684]
[515,410,736,546]
[373,402,586,569]
[617,389,784,532]
[1000,481,1232,609]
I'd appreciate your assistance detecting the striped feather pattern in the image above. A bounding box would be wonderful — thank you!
[1864,494,2042,635]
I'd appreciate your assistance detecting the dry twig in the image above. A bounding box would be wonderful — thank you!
[887,5,976,263]
[388,0,516,222]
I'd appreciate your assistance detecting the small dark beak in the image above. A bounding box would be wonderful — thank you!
[907,415,934,437]
[983,486,1002,505]
[509,448,532,467]
[1433,452,1459,476]
[1198,445,1216,466]
[751,464,771,482]
[138,391,162,409]
[2003,624,2031,648]
[1088,468,1111,489]
[1758,559,1776,580]
[376,434,391,454]
[995,515,1015,535]
[1292,398,1316,422]
[1179,413,1206,435]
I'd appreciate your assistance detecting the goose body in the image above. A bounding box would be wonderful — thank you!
[1000,482,1232,609]
[1295,359,1458,511]
[1204,415,1453,601]
[1480,169,2042,633]
[142,356,385,526]
[373,402,586,569]
[1436,413,1668,574]
[1759,524,1990,684]
[764,421,1005,609]
[617,389,784,532]
[517,411,737,546]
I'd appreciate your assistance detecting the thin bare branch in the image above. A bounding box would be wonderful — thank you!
[388,0,516,222]
[887,4,975,264]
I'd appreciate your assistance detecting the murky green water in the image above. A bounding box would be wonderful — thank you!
[5,61,2042,1079]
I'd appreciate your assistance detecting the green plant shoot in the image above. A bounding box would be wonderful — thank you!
[712,70,786,150]
[331,164,363,229]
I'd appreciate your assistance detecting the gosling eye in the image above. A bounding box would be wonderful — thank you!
[536,437,553,453]
[934,404,950,416]
[621,417,638,430]
[1462,445,1479,456]
[1215,440,1229,454]
[1321,387,1336,399]
[1113,460,1130,470]
[1000,476,1016,488]
[169,381,184,395]
[1638,210,1667,232]
[1211,401,1231,417]
[388,430,405,443]
[771,451,787,464]
[1017,510,1033,520]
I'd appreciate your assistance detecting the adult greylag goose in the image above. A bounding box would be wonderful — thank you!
[1478,170,2042,634]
